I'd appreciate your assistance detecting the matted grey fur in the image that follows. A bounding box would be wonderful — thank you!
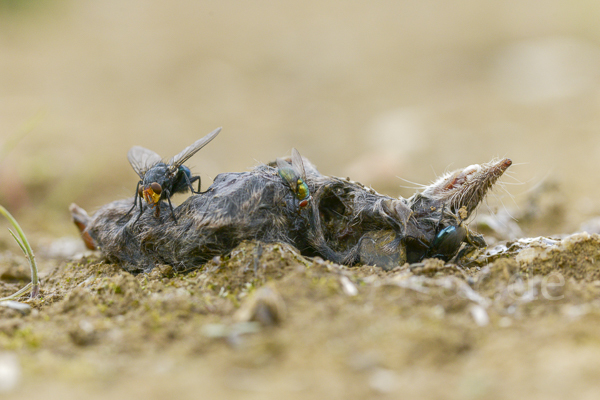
[74,157,511,273]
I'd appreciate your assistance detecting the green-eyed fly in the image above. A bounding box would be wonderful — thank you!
[276,148,311,210]
[123,127,222,223]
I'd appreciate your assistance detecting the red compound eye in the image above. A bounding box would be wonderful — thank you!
[150,182,162,195]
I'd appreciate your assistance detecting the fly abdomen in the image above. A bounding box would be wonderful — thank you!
[172,165,198,194]
[296,179,310,201]
[276,148,312,210]
[428,225,467,261]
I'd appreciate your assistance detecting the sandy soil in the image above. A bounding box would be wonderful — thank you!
[3,228,600,399]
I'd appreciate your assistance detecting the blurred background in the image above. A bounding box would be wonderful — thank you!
[2,0,600,239]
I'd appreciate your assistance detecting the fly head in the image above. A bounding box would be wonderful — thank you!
[140,163,171,206]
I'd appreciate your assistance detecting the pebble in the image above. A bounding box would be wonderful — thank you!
[0,353,20,393]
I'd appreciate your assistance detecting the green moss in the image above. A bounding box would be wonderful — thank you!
[0,327,41,350]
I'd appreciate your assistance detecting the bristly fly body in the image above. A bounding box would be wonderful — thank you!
[123,127,222,223]
[277,148,311,210]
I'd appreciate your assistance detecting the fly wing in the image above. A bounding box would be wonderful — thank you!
[291,148,307,180]
[127,146,163,178]
[168,127,222,170]
[276,157,291,171]
[276,157,298,191]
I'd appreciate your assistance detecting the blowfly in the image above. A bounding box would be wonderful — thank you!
[124,127,222,223]
[277,148,311,210]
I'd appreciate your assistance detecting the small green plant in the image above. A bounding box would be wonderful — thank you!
[0,205,39,300]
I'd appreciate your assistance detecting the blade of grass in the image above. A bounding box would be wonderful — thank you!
[0,283,32,301]
[8,228,26,255]
[0,205,39,298]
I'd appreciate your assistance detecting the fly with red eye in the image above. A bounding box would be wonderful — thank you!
[121,127,222,224]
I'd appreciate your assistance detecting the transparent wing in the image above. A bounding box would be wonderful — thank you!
[276,157,291,171]
[127,146,163,178]
[291,148,307,180]
[276,157,298,191]
[168,127,222,169]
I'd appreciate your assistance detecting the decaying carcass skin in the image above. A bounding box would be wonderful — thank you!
[79,167,303,272]
[72,158,511,272]
[306,158,512,266]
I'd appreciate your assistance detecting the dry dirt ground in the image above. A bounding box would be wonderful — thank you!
[2,222,600,399]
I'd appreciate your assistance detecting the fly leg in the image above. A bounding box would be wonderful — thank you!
[164,189,178,224]
[119,181,142,223]
[133,195,146,223]
[185,174,201,194]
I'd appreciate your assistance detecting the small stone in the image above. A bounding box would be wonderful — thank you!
[0,353,20,393]
[0,301,31,316]
[368,368,398,394]
[469,305,490,327]
[234,285,286,326]
[340,276,358,296]
[69,319,97,346]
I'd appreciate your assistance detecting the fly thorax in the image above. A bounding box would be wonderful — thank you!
[179,165,192,178]
[143,164,169,186]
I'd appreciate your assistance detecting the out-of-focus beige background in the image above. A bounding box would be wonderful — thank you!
[2,0,600,236]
